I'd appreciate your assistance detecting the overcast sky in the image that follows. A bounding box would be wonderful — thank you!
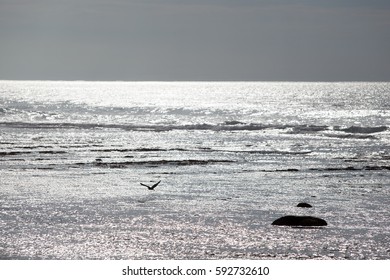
[1,0,389,81]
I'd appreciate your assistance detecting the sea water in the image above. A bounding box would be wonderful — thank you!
[0,81,389,259]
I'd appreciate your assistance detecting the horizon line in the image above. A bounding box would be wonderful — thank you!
[1,79,389,83]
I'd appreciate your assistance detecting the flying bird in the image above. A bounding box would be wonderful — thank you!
[140,180,161,190]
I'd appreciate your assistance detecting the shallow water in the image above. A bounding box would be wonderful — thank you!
[1,81,389,259]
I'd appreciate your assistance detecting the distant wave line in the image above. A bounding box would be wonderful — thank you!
[80,159,235,168]
[0,147,312,157]
[0,121,387,134]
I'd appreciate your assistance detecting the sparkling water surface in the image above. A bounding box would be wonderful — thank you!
[1,81,389,259]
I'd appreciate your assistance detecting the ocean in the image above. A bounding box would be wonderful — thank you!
[0,81,389,259]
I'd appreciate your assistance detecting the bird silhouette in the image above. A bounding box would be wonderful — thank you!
[140,180,161,190]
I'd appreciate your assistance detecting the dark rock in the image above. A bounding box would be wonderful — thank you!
[340,125,387,134]
[296,202,312,208]
[272,215,327,226]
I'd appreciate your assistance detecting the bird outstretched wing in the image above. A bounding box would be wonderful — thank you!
[140,180,161,190]
[150,180,161,189]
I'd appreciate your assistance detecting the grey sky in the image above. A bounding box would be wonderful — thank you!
[1,0,389,81]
